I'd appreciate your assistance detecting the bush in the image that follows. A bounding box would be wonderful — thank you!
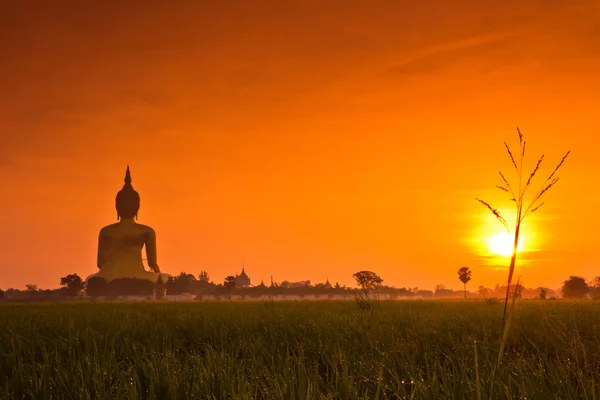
[562,276,589,299]
[110,278,155,296]
[86,277,155,296]
[86,277,110,296]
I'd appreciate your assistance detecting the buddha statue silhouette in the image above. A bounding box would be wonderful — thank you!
[86,166,171,283]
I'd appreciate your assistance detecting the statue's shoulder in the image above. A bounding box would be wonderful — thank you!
[99,223,119,235]
[136,224,156,235]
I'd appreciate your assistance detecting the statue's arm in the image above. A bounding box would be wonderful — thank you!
[97,229,111,269]
[145,228,160,273]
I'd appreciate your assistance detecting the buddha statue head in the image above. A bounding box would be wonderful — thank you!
[115,166,140,220]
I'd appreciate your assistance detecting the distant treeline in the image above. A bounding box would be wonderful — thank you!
[4,271,600,301]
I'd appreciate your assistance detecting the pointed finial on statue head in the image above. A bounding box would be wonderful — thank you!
[124,165,132,185]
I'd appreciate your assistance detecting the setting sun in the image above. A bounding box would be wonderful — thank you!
[486,233,525,257]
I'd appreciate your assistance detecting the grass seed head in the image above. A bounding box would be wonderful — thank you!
[475,198,509,232]
[504,143,518,171]
[525,155,544,187]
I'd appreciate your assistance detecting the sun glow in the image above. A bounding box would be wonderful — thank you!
[486,232,525,257]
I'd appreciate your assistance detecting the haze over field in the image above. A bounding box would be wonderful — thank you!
[1,1,599,290]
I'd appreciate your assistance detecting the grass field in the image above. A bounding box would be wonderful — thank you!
[1,300,599,399]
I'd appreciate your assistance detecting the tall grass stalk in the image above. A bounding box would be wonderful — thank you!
[488,276,521,398]
[475,340,481,400]
[476,128,570,397]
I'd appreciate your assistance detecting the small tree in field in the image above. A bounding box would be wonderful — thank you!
[351,271,383,311]
[457,266,472,298]
[352,271,383,290]
[60,273,86,296]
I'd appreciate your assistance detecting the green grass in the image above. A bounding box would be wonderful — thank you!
[1,300,599,399]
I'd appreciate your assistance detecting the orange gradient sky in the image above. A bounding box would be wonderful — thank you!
[1,1,599,290]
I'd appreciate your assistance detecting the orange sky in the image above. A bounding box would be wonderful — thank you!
[1,1,599,291]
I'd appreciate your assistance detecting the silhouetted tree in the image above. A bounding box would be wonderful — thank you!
[224,276,236,290]
[434,285,454,298]
[0,288,4,300]
[417,289,434,298]
[199,270,210,283]
[590,277,600,300]
[539,287,548,300]
[26,284,38,292]
[458,266,472,298]
[60,273,86,296]
[211,283,227,295]
[562,276,589,299]
[195,272,215,293]
[352,271,383,290]
[164,272,197,294]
